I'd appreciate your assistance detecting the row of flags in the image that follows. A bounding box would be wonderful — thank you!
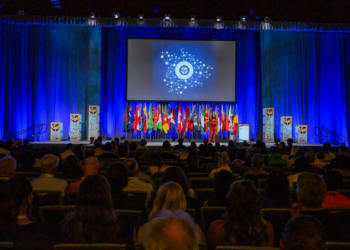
[123,103,239,135]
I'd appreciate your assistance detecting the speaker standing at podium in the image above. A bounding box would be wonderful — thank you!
[209,112,218,143]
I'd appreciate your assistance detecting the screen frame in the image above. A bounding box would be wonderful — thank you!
[126,37,237,103]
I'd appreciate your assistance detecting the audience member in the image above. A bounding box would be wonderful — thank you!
[291,173,350,241]
[261,170,293,208]
[114,137,120,147]
[127,142,142,161]
[246,153,267,174]
[60,155,84,180]
[31,154,68,198]
[160,141,177,160]
[174,138,186,150]
[0,156,16,182]
[60,175,124,243]
[242,141,250,151]
[236,148,246,162]
[200,148,216,165]
[123,158,154,203]
[205,170,235,206]
[0,177,53,249]
[227,141,237,161]
[110,140,118,155]
[6,138,14,151]
[136,182,206,246]
[94,141,105,157]
[330,147,350,175]
[287,156,309,188]
[322,142,336,162]
[190,141,197,149]
[209,152,231,178]
[72,145,84,162]
[207,180,274,249]
[144,210,199,250]
[148,153,169,174]
[268,146,287,166]
[322,170,350,209]
[123,140,130,150]
[230,159,244,175]
[60,143,75,161]
[124,158,155,188]
[138,139,148,151]
[68,156,100,192]
[185,152,202,173]
[280,214,326,250]
[84,147,95,158]
[118,145,128,161]
[305,151,325,174]
[285,138,293,153]
[0,140,11,156]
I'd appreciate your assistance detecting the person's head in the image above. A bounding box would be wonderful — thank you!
[186,146,195,154]
[251,153,264,169]
[190,141,197,148]
[237,149,246,161]
[66,143,74,151]
[62,155,84,178]
[23,139,30,148]
[82,156,100,176]
[297,173,327,209]
[316,151,325,161]
[94,141,102,149]
[14,139,22,148]
[228,140,234,148]
[203,148,212,158]
[212,112,217,119]
[85,147,95,158]
[114,137,120,146]
[178,138,184,145]
[140,139,147,147]
[162,140,171,151]
[123,158,139,177]
[0,177,33,234]
[123,140,130,149]
[203,138,208,145]
[103,142,112,152]
[294,156,310,173]
[73,145,84,158]
[118,145,128,158]
[218,152,230,167]
[322,142,331,152]
[149,153,164,167]
[265,170,290,206]
[290,146,300,157]
[230,159,244,175]
[215,142,220,148]
[304,151,316,164]
[149,182,187,221]
[185,152,198,170]
[280,142,286,149]
[287,138,293,146]
[338,146,350,157]
[41,154,59,174]
[220,145,227,153]
[322,170,343,192]
[225,180,267,246]
[280,214,326,250]
[0,156,17,178]
[159,166,189,196]
[106,162,130,193]
[215,170,234,201]
[144,210,198,250]
[271,146,280,154]
[129,142,137,151]
[6,138,14,149]
[0,140,6,149]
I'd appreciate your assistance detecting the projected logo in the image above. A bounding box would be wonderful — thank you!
[161,48,213,94]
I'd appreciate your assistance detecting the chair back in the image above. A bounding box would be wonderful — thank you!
[322,207,350,225]
[39,205,75,235]
[67,191,78,205]
[189,178,215,189]
[200,206,225,234]
[54,243,126,250]
[0,241,15,249]
[326,241,350,250]
[33,190,63,207]
[194,188,216,207]
[216,247,278,250]
[124,191,147,206]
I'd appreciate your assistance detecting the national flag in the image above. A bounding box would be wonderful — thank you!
[216,104,220,134]
[170,106,175,132]
[167,104,171,129]
[193,105,199,134]
[162,104,168,134]
[143,104,148,133]
[200,105,205,134]
[148,103,154,131]
[188,105,195,132]
[229,105,233,132]
[156,104,162,130]
[177,104,183,134]
[183,106,189,136]
[133,103,138,132]
[221,104,225,133]
[123,103,129,132]
[204,105,209,132]
[225,105,229,132]
[128,104,134,132]
[153,104,158,128]
[233,105,239,135]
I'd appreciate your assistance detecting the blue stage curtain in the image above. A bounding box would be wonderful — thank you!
[0,24,101,140]
[101,27,262,139]
[261,31,350,144]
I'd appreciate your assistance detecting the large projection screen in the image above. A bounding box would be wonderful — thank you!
[127,38,236,102]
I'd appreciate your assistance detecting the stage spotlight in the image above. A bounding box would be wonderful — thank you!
[264,16,271,23]
[241,16,246,22]
[113,12,119,19]
[190,15,196,21]
[89,12,95,19]
[164,13,171,21]
[138,13,144,21]
[216,16,222,22]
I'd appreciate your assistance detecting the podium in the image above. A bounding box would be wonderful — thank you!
[263,108,274,143]
[70,114,83,141]
[295,125,308,143]
[280,116,292,143]
[88,105,100,139]
[50,122,63,141]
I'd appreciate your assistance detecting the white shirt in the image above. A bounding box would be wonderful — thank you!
[60,150,75,161]
[123,176,154,204]
[287,172,305,189]
[31,174,68,197]
[209,164,232,178]
[0,148,11,156]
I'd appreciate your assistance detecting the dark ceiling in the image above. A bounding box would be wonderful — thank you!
[1,0,349,24]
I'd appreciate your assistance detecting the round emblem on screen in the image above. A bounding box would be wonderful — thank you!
[175,61,194,80]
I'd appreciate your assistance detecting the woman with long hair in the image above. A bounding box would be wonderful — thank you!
[60,155,84,179]
[60,175,123,243]
[207,180,274,249]
[0,177,53,249]
[136,182,206,246]
[148,153,169,174]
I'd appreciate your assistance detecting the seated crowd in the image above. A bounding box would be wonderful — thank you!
[0,137,350,250]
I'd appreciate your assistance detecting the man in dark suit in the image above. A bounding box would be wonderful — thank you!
[174,139,186,150]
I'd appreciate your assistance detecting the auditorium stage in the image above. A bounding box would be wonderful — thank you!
[30,140,333,155]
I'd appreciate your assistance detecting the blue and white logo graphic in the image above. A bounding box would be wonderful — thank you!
[161,48,213,94]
